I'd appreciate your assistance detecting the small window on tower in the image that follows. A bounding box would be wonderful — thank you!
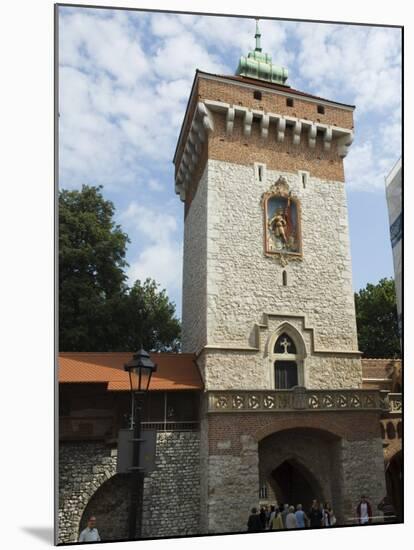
[254,90,262,100]
[286,98,294,107]
[255,163,266,183]
[282,270,287,286]
[317,105,325,114]
[298,170,309,188]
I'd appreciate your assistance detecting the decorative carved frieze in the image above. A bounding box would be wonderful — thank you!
[208,388,385,413]
[388,393,402,414]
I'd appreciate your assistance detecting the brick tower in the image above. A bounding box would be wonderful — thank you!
[173,21,386,532]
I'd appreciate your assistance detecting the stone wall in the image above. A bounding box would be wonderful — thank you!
[59,432,200,543]
[58,442,118,544]
[206,160,357,351]
[182,164,208,355]
[185,159,361,391]
[206,434,259,533]
[341,437,387,522]
[142,432,200,537]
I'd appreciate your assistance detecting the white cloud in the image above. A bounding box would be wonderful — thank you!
[345,140,398,192]
[152,32,229,80]
[128,241,183,298]
[148,178,164,192]
[294,23,401,112]
[121,201,182,300]
[121,202,177,243]
[58,9,228,190]
[58,7,402,316]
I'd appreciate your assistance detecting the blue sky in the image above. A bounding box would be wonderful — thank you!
[58,6,402,318]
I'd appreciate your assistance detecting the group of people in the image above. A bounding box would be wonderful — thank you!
[247,500,336,532]
[78,495,396,542]
[247,494,397,532]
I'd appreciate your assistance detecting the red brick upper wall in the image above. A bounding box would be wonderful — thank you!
[197,75,354,130]
[174,73,354,184]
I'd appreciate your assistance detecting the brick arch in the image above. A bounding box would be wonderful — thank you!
[254,414,345,443]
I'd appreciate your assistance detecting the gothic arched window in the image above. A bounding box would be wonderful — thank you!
[274,333,297,354]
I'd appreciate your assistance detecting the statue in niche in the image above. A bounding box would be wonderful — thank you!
[261,177,302,261]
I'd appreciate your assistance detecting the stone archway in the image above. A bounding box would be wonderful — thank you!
[79,473,131,542]
[259,427,342,518]
[385,450,403,521]
[270,458,322,511]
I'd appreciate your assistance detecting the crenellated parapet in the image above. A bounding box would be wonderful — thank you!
[174,99,354,202]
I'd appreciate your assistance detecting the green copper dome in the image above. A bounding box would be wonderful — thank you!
[236,19,288,85]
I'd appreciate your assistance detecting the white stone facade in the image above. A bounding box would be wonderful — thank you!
[182,159,361,390]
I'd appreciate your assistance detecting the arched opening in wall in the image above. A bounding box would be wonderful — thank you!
[385,450,403,522]
[259,427,342,521]
[271,459,319,511]
[79,474,131,542]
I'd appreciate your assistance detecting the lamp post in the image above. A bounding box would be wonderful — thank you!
[124,348,157,540]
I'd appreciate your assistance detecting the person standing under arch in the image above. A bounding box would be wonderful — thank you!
[79,516,101,542]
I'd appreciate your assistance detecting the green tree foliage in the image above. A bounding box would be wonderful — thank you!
[354,278,400,358]
[59,185,180,352]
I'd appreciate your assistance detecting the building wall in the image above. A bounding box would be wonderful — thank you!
[341,437,387,521]
[197,76,354,131]
[206,160,357,349]
[202,411,386,533]
[142,432,200,538]
[385,159,402,336]
[258,428,342,514]
[184,159,361,390]
[182,164,208,355]
[58,433,200,543]
[208,112,346,182]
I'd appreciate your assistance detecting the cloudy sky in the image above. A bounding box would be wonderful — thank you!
[58,6,402,318]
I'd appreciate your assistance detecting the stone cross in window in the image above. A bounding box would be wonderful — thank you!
[280,337,291,353]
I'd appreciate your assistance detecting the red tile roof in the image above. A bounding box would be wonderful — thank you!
[58,352,203,391]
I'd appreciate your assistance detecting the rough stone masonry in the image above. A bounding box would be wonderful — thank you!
[58,432,200,543]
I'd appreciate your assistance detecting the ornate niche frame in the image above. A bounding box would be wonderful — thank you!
[261,177,303,266]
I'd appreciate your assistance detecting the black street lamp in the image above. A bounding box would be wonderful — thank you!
[124,348,157,539]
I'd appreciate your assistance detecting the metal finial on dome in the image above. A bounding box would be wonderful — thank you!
[235,19,289,85]
[255,18,262,52]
